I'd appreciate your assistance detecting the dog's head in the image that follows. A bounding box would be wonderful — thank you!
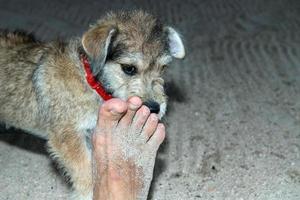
[81,11,185,118]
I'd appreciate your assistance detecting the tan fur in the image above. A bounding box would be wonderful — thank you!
[0,10,184,199]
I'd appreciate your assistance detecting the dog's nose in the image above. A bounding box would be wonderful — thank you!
[143,100,160,114]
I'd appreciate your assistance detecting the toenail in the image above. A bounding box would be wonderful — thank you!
[150,114,158,121]
[158,123,165,131]
[128,96,142,110]
[142,106,150,116]
[129,102,140,110]
[110,108,123,115]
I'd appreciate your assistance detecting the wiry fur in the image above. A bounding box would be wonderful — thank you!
[0,10,184,199]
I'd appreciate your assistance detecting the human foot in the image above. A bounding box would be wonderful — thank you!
[92,97,165,200]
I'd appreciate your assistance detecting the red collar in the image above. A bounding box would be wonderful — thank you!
[80,54,113,101]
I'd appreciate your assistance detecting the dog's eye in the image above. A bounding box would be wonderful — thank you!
[121,64,137,76]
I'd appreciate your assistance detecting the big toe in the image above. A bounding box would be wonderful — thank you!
[96,98,128,133]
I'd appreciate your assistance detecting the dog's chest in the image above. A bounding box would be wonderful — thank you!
[77,112,98,134]
[77,112,98,151]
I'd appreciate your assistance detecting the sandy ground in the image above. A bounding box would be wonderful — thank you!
[1,0,300,199]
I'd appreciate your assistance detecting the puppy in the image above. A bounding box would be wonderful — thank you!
[0,10,185,199]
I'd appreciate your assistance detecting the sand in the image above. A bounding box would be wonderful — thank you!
[1,0,300,199]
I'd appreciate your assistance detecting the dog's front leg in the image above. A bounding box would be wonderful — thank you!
[48,128,92,200]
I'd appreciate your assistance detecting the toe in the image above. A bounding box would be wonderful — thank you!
[131,105,151,133]
[96,98,128,133]
[147,123,166,149]
[118,96,143,127]
[141,113,159,141]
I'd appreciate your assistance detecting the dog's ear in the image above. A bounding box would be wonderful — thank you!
[166,27,185,59]
[82,25,117,75]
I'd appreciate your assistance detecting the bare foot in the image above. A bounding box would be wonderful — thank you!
[92,97,165,200]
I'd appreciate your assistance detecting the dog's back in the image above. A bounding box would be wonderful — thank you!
[0,30,45,135]
[0,30,37,48]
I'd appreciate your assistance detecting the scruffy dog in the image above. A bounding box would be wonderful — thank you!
[0,10,184,199]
